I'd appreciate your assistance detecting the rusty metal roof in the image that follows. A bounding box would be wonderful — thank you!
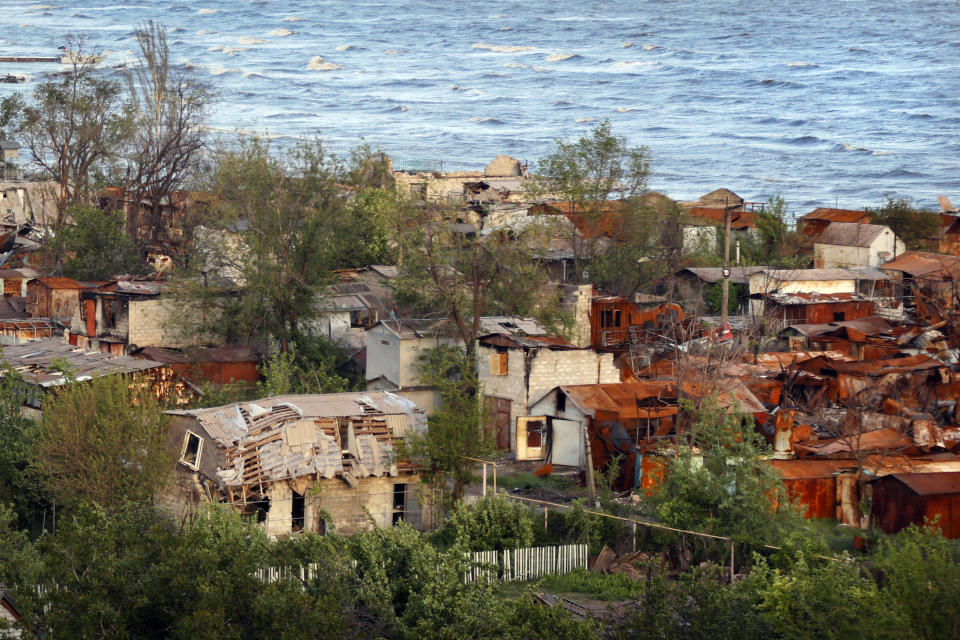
[557,380,766,418]
[799,208,871,223]
[785,316,894,338]
[762,291,872,305]
[876,471,960,496]
[793,427,916,457]
[879,251,960,280]
[798,353,944,376]
[479,333,576,349]
[687,207,757,229]
[813,222,891,247]
[33,277,87,290]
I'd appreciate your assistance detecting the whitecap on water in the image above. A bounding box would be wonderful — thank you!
[209,45,248,55]
[504,62,526,68]
[622,42,634,48]
[546,52,579,62]
[786,61,812,67]
[576,117,595,123]
[616,107,636,112]
[472,42,535,53]
[306,56,342,71]
[208,64,241,75]
[237,36,266,45]
[532,66,548,72]
[336,45,362,51]
[198,8,218,14]
[384,49,402,55]
[283,16,304,21]
[615,60,653,68]
[469,116,505,124]
[267,28,293,37]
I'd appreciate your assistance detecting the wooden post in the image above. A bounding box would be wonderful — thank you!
[584,424,596,502]
[632,522,637,553]
[482,462,488,497]
[544,505,549,531]
[722,202,731,328]
[729,540,735,582]
[493,464,497,494]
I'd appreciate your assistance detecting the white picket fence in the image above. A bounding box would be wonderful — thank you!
[465,543,588,584]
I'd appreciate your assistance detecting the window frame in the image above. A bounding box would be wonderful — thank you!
[180,430,203,470]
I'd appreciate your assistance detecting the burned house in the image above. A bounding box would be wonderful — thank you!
[167,392,429,536]
[524,381,765,490]
[879,251,960,320]
[747,268,892,324]
[477,331,619,458]
[69,277,194,354]
[675,267,767,315]
[590,296,684,351]
[25,276,88,319]
[0,338,193,417]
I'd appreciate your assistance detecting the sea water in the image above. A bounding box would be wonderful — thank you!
[1,0,958,211]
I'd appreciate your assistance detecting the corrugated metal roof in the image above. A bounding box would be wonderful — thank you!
[799,208,871,223]
[757,268,887,282]
[879,471,960,496]
[33,277,86,289]
[687,207,756,229]
[0,338,162,386]
[557,380,766,418]
[813,222,890,247]
[763,291,869,305]
[879,251,960,280]
[785,316,893,338]
[682,266,768,284]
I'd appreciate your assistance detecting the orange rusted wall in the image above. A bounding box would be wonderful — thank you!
[783,477,837,519]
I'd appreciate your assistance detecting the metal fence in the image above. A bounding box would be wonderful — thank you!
[465,543,588,584]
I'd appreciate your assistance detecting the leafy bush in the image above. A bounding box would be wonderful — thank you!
[439,494,534,552]
[537,568,644,601]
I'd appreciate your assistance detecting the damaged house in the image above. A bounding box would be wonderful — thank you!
[477,331,619,457]
[167,392,431,536]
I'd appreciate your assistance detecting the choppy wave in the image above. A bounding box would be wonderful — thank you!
[545,52,580,62]
[267,28,293,37]
[283,16,304,22]
[469,116,505,124]
[197,8,218,14]
[237,37,266,45]
[306,56,342,71]
[472,42,535,53]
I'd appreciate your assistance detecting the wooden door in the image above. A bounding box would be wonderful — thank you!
[484,396,511,450]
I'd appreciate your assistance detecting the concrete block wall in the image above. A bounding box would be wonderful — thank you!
[527,350,619,410]
[128,298,198,348]
[264,475,426,537]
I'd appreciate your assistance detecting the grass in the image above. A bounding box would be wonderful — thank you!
[500,471,581,496]
[536,568,645,601]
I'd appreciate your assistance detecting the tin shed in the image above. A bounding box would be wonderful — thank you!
[870,471,960,538]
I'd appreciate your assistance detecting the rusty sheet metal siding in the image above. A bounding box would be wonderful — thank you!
[871,476,927,535]
[782,476,837,519]
[803,300,875,324]
[925,495,960,538]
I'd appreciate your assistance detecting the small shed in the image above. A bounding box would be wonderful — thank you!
[0,140,20,162]
[26,276,87,319]
[812,222,904,269]
[870,471,960,538]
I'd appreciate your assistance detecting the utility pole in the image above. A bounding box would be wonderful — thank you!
[721,198,732,327]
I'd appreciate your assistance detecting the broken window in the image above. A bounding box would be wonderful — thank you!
[601,309,621,328]
[489,350,508,376]
[833,311,845,321]
[180,431,203,469]
[526,419,544,448]
[291,490,305,532]
[393,483,406,525]
[102,298,117,328]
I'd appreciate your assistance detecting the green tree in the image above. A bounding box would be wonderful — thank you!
[124,21,212,249]
[527,120,653,286]
[873,524,960,640]
[745,553,905,640]
[184,137,346,352]
[10,36,131,219]
[256,341,349,397]
[650,396,807,557]
[439,494,534,551]
[50,202,143,280]
[0,371,49,530]
[37,374,173,512]
[392,205,561,360]
[867,196,940,251]
[742,195,809,268]
[402,346,492,503]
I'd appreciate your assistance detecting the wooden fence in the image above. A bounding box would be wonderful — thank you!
[465,543,588,584]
